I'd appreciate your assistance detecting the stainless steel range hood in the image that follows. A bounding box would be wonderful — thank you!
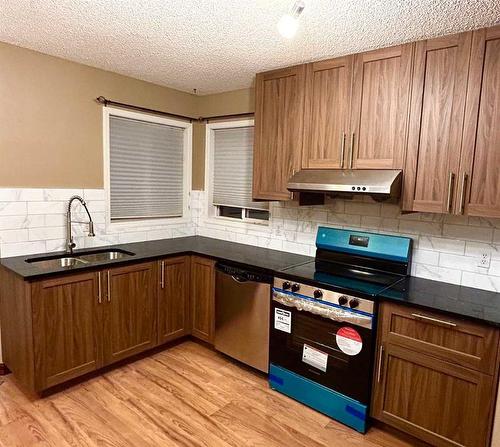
[287,169,403,198]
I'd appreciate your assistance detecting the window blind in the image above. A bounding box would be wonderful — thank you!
[213,126,267,210]
[109,115,184,220]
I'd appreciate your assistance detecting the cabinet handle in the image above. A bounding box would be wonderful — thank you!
[97,272,102,304]
[458,172,468,215]
[377,346,384,383]
[340,132,346,168]
[349,133,355,169]
[411,313,457,328]
[107,271,111,302]
[160,261,165,289]
[446,172,455,213]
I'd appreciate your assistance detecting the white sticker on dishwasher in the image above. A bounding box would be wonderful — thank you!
[274,308,291,333]
[302,344,328,372]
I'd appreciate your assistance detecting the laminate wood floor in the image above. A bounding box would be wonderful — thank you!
[0,341,424,446]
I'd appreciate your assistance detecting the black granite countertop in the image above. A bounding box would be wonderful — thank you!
[1,236,499,327]
[0,236,312,281]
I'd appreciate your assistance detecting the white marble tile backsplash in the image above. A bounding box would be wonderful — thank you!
[1,188,500,293]
[192,190,500,293]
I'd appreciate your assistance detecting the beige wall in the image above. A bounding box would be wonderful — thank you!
[0,42,253,191]
[0,42,198,189]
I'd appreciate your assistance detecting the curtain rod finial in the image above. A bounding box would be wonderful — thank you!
[96,96,107,105]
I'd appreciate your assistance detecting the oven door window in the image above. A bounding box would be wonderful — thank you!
[270,302,374,404]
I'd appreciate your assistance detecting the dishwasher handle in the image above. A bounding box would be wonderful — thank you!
[215,262,272,284]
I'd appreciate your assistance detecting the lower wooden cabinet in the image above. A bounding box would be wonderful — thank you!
[372,302,500,447]
[32,272,101,390]
[190,256,215,343]
[158,256,191,344]
[102,262,157,366]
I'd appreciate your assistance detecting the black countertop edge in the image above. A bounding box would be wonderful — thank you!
[0,236,313,281]
[2,236,499,328]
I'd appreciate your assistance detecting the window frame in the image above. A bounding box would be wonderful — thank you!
[204,119,269,227]
[103,106,192,231]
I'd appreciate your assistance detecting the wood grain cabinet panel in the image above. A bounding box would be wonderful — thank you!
[253,65,306,200]
[372,343,494,447]
[32,273,101,390]
[158,256,191,344]
[372,302,500,447]
[459,25,500,218]
[302,56,353,169]
[403,33,472,212]
[349,44,413,169]
[103,262,157,365]
[190,256,215,343]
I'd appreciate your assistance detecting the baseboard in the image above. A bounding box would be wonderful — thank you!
[0,363,10,375]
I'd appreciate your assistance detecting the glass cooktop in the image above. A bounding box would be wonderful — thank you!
[280,261,406,298]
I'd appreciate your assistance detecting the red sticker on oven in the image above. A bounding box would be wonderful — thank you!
[336,327,363,356]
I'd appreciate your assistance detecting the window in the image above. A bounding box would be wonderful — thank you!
[103,107,191,226]
[207,120,269,223]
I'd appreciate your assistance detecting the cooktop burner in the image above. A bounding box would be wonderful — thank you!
[281,260,405,298]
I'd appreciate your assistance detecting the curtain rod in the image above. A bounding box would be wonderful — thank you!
[96,96,254,123]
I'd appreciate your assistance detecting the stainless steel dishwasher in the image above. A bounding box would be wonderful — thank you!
[214,263,272,373]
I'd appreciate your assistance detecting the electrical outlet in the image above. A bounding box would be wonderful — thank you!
[478,252,491,268]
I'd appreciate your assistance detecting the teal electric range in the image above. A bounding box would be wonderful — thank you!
[270,227,412,433]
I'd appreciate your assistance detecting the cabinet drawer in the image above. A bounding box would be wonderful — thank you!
[379,302,499,374]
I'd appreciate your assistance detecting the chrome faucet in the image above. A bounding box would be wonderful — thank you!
[66,196,95,254]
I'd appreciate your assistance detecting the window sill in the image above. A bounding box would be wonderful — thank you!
[105,215,192,233]
[202,215,270,230]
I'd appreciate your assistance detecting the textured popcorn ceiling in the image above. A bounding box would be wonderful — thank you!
[1,0,499,94]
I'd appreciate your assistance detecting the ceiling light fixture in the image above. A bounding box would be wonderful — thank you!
[277,1,305,39]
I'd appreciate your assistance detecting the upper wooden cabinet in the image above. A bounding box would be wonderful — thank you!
[403,32,472,212]
[459,26,500,218]
[302,56,353,169]
[158,256,191,344]
[350,44,413,169]
[253,65,306,201]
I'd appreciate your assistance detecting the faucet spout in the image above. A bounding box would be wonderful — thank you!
[66,195,96,254]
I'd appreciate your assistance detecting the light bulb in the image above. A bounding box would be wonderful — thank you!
[277,14,299,38]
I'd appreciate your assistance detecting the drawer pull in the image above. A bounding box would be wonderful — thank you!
[411,313,457,328]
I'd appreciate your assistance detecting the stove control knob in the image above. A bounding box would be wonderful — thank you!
[282,281,291,290]
[291,283,301,292]
[313,289,323,299]
[349,299,360,309]
[338,295,349,306]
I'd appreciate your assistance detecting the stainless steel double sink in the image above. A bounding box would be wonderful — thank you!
[25,248,136,269]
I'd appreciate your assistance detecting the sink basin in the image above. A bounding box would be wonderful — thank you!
[25,248,136,269]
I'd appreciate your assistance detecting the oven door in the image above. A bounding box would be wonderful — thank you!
[270,293,374,404]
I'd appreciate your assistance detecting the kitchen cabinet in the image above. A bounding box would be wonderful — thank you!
[372,302,500,447]
[403,32,472,212]
[190,256,215,343]
[32,272,102,390]
[158,256,191,344]
[302,56,353,169]
[349,44,413,169]
[459,25,500,218]
[253,65,306,201]
[102,262,157,366]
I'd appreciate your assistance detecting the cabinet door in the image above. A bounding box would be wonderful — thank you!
[253,65,306,200]
[302,56,353,169]
[372,343,494,447]
[459,25,500,218]
[32,272,101,390]
[349,44,413,169]
[403,33,472,212]
[158,256,190,344]
[190,256,215,343]
[103,262,157,365]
